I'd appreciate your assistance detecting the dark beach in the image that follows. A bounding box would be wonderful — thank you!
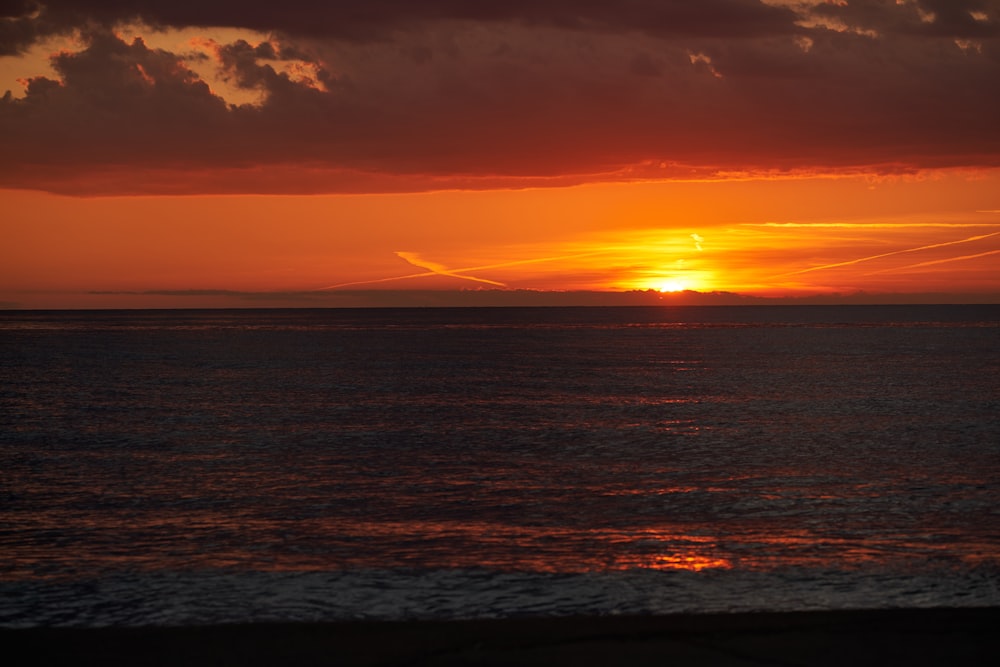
[4,607,997,666]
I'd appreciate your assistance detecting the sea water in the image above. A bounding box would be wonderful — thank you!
[1,305,998,626]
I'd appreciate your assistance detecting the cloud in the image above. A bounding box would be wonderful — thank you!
[1,1,999,194]
[2,1,801,52]
[75,287,1000,308]
[6,1,994,53]
[802,0,999,39]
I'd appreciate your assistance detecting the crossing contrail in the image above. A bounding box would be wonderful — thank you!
[316,250,606,290]
[395,252,507,287]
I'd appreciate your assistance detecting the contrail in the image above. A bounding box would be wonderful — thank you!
[864,248,1000,275]
[748,222,1000,228]
[435,251,608,273]
[317,271,445,290]
[316,250,607,291]
[774,231,1000,278]
[395,252,507,287]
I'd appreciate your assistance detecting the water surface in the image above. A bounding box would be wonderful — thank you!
[2,305,998,625]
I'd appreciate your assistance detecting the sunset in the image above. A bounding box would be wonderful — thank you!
[2,3,1000,665]
[2,0,999,307]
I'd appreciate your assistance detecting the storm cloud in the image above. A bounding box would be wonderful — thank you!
[1,0,998,194]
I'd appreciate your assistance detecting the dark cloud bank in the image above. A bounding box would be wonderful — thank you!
[2,0,999,194]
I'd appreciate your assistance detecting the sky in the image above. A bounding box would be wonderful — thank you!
[2,0,999,308]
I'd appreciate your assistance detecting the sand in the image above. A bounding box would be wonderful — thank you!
[3,607,997,666]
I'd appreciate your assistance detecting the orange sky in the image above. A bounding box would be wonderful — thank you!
[2,2,999,308]
[4,172,999,308]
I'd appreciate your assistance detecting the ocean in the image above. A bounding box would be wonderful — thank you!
[1,305,998,627]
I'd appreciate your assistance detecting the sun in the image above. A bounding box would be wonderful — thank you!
[622,267,715,294]
[652,279,688,293]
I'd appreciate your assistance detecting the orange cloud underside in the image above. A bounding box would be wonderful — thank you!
[2,171,999,309]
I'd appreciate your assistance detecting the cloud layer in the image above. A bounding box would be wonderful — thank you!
[2,0,999,194]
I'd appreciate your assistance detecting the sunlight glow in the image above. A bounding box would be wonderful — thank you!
[651,278,689,293]
[3,173,998,309]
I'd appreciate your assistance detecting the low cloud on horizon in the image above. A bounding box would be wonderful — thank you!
[43,287,1000,309]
